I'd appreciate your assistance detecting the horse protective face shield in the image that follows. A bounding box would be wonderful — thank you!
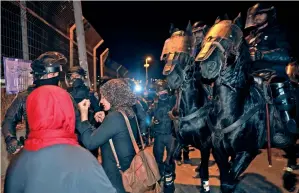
[161,30,195,76]
[195,20,243,79]
[196,20,243,62]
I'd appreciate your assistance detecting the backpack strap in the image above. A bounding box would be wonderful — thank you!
[109,110,145,170]
[118,110,140,153]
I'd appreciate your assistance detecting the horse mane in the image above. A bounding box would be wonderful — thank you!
[230,38,252,89]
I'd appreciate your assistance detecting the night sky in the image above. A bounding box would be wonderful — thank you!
[82,1,299,80]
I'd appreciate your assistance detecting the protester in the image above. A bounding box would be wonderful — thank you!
[4,85,116,193]
[77,79,139,193]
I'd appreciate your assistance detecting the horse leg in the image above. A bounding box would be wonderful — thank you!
[282,143,298,192]
[283,144,298,169]
[229,151,258,188]
[212,147,231,193]
[198,146,211,193]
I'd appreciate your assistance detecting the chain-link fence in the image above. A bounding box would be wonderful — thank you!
[1,1,105,176]
[1,1,104,92]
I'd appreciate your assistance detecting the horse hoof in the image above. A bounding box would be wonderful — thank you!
[283,171,297,192]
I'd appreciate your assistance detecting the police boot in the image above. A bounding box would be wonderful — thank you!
[271,82,298,134]
[163,171,175,193]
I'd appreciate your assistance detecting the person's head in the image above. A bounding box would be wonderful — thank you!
[245,3,276,29]
[100,79,136,117]
[31,51,67,87]
[24,85,78,151]
[192,21,209,47]
[69,78,90,104]
[155,80,169,100]
[67,66,87,87]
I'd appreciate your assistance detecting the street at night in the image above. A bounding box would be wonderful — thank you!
[1,1,299,193]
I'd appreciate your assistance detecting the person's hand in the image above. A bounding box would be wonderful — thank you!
[249,47,263,61]
[78,99,90,121]
[94,111,105,123]
[5,137,23,154]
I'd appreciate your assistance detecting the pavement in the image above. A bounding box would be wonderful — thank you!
[153,147,299,193]
[1,136,298,193]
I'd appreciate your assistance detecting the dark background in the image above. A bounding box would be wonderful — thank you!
[82,1,299,80]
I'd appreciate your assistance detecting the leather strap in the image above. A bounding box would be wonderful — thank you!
[109,110,144,170]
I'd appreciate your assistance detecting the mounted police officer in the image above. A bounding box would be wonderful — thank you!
[245,3,297,135]
[192,21,210,58]
[2,52,70,154]
[245,4,298,191]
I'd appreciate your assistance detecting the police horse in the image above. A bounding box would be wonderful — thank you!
[161,23,213,193]
[196,14,297,193]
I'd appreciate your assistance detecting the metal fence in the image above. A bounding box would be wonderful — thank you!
[1,1,104,92]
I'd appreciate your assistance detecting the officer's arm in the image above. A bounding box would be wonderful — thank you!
[1,95,24,139]
[261,30,292,63]
[89,92,101,113]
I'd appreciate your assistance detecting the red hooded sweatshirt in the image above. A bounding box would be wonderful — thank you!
[5,85,117,193]
[24,85,79,150]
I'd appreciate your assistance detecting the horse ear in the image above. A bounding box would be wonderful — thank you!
[169,23,175,35]
[215,16,221,24]
[186,20,192,36]
[233,12,243,29]
[223,13,229,20]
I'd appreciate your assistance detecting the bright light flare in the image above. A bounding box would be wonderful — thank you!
[134,84,142,92]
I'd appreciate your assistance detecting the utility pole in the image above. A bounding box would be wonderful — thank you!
[73,1,90,86]
[20,1,29,60]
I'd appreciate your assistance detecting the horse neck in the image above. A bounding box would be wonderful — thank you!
[212,66,247,122]
[179,79,203,117]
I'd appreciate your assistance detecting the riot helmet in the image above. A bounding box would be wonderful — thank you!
[192,21,209,56]
[245,3,276,29]
[31,51,67,86]
[66,66,87,87]
[155,79,169,100]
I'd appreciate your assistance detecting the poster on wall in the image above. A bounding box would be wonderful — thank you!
[3,57,33,94]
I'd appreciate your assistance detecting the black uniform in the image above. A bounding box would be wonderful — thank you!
[1,52,85,154]
[245,3,297,135]
[150,92,176,176]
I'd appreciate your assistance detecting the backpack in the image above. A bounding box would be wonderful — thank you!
[109,111,161,193]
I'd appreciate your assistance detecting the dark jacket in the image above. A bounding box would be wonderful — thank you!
[1,85,85,145]
[245,25,292,78]
[4,144,116,193]
[150,95,176,135]
[77,111,138,193]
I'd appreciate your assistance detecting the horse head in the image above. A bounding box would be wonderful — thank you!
[161,21,196,90]
[196,13,246,81]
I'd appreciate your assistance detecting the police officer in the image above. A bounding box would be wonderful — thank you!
[245,4,298,191]
[66,66,102,125]
[192,21,210,58]
[150,80,176,177]
[1,52,78,154]
[245,3,297,135]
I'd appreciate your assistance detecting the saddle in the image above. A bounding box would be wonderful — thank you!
[252,69,277,85]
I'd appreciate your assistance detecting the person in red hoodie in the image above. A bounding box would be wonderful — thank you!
[4,85,116,193]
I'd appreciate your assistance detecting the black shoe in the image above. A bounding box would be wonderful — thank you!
[176,160,182,166]
[183,159,192,164]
